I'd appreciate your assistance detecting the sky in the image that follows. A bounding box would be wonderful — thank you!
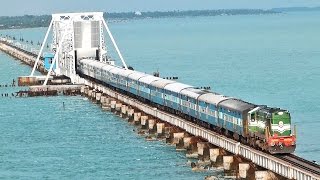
[1,0,320,16]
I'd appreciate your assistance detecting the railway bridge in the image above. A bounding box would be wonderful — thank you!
[1,12,319,180]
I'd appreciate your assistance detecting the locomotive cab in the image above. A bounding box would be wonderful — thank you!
[248,107,296,154]
[267,109,296,154]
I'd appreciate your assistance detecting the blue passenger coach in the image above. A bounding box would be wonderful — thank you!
[163,83,192,111]
[180,88,207,119]
[150,79,175,106]
[127,72,147,96]
[139,76,162,100]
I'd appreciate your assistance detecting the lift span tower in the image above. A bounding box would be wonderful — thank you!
[30,12,128,85]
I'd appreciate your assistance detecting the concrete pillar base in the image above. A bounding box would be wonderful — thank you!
[255,171,278,180]
[88,90,93,98]
[156,123,165,138]
[186,137,201,159]
[83,86,89,96]
[209,148,220,163]
[120,105,128,119]
[198,142,211,161]
[127,108,135,122]
[183,137,191,149]
[95,92,102,104]
[91,90,96,102]
[148,119,156,134]
[80,86,85,95]
[173,132,185,150]
[140,116,149,129]
[165,127,174,144]
[115,103,122,115]
[239,163,250,179]
[223,156,237,177]
[133,112,141,125]
[101,97,111,110]
[110,100,117,112]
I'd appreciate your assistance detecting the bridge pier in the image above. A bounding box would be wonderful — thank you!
[173,132,185,150]
[255,170,278,180]
[148,119,156,134]
[81,86,85,95]
[120,105,128,119]
[140,115,149,130]
[84,87,89,96]
[186,137,202,158]
[88,89,92,99]
[239,163,251,179]
[114,102,121,115]
[127,108,135,122]
[133,112,141,125]
[223,156,238,177]
[91,90,96,102]
[110,100,117,112]
[95,92,102,104]
[156,123,166,138]
[165,127,184,144]
[101,96,111,110]
[198,142,213,162]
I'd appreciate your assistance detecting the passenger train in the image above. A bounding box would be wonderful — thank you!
[77,59,296,154]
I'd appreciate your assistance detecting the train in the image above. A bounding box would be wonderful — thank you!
[77,58,296,154]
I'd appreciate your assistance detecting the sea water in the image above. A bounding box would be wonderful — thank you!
[0,11,320,179]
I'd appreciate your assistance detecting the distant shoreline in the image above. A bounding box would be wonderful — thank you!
[1,7,319,30]
[0,9,278,30]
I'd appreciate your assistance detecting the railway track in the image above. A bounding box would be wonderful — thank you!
[275,154,320,176]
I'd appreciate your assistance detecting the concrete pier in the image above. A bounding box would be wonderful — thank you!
[173,132,185,150]
[255,171,278,180]
[186,137,202,158]
[156,123,165,138]
[115,103,122,115]
[95,92,102,103]
[239,163,251,179]
[140,115,148,129]
[121,105,128,118]
[110,100,117,112]
[91,90,96,101]
[197,142,212,161]
[223,156,237,176]
[101,96,111,110]
[88,90,93,99]
[133,112,141,125]
[127,108,135,122]
[84,86,89,96]
[165,127,174,143]
[148,119,156,134]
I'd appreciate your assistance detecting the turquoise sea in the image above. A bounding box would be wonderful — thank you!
[1,11,320,179]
